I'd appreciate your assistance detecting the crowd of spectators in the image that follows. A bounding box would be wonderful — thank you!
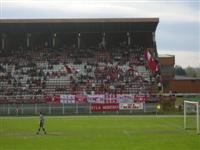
[0,45,161,102]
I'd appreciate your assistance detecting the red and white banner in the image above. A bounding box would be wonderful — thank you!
[91,103,119,112]
[119,103,143,110]
[45,95,60,104]
[134,95,149,103]
[87,95,104,103]
[75,95,87,104]
[45,94,149,104]
[104,94,118,103]
[117,94,134,103]
[60,95,75,104]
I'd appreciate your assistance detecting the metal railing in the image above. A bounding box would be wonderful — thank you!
[0,103,157,116]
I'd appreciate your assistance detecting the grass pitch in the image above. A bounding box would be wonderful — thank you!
[0,116,199,150]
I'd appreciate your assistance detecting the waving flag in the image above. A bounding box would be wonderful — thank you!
[65,65,79,74]
[144,49,158,73]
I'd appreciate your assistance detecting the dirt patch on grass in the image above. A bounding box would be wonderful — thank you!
[0,131,65,137]
[46,132,65,136]
[125,130,182,136]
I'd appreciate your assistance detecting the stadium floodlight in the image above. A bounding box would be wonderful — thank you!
[184,101,200,134]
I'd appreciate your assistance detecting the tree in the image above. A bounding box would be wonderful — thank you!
[195,68,200,78]
[174,65,186,75]
[185,66,197,77]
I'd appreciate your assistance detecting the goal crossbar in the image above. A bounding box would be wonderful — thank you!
[184,100,199,104]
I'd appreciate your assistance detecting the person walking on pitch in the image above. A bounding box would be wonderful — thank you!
[36,112,46,135]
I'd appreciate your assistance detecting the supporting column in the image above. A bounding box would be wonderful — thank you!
[21,104,24,115]
[197,102,199,134]
[7,104,10,115]
[89,103,92,114]
[102,32,106,48]
[27,33,31,48]
[152,32,155,46]
[49,103,51,115]
[132,32,134,46]
[62,103,65,115]
[76,104,78,114]
[184,101,187,129]
[52,33,56,47]
[2,38,4,49]
[35,103,37,115]
[78,33,81,49]
[127,32,131,46]
[1,34,6,49]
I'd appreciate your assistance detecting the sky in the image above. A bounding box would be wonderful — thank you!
[0,0,199,68]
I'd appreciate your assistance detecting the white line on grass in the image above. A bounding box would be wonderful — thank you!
[123,130,131,137]
[0,115,184,119]
[156,117,196,135]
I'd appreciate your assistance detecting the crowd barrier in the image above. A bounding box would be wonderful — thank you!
[0,103,157,115]
[0,94,157,115]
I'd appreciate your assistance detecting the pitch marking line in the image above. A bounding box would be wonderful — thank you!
[0,115,184,119]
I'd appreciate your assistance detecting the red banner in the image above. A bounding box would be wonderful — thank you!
[91,103,119,112]
[45,95,61,104]
[134,95,149,103]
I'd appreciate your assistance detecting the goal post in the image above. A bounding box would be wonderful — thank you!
[184,100,199,134]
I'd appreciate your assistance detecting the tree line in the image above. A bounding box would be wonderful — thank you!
[174,65,200,78]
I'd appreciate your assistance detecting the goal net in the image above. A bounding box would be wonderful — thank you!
[184,101,200,134]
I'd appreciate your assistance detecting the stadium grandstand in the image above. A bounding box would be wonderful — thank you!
[0,18,163,114]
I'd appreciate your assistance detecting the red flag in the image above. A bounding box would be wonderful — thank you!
[144,49,158,73]
[149,57,157,72]
[128,65,137,72]
[65,65,79,74]
[65,65,72,73]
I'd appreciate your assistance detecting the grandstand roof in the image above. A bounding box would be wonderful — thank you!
[0,18,159,23]
[0,18,159,33]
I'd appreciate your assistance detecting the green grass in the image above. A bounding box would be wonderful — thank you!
[0,116,199,150]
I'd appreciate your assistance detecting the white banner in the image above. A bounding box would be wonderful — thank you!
[60,95,75,104]
[117,94,134,103]
[119,103,143,110]
[87,95,105,103]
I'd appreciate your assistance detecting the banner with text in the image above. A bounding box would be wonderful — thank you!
[75,95,87,104]
[87,95,104,103]
[91,103,119,112]
[117,94,134,103]
[119,103,144,110]
[134,95,149,103]
[104,94,118,104]
[60,95,75,104]
[45,94,149,104]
